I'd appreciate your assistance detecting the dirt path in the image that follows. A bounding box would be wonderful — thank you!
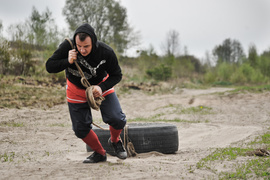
[0,88,269,179]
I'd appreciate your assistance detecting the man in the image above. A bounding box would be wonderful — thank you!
[46,23,127,163]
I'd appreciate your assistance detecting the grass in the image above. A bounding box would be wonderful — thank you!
[220,158,270,179]
[129,104,213,123]
[230,84,270,94]
[196,131,270,179]
[0,152,15,162]
[129,117,205,123]
[49,123,67,127]
[0,121,24,127]
[180,105,213,115]
[250,133,270,145]
[0,76,66,109]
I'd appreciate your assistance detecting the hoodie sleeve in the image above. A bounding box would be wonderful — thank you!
[46,40,72,73]
[98,50,122,92]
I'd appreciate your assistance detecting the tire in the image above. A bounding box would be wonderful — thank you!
[86,123,179,155]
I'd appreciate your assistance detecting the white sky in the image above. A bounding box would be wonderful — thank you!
[0,0,270,58]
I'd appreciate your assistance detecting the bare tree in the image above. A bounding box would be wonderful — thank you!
[161,30,180,57]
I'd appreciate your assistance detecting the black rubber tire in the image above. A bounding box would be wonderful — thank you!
[86,123,179,155]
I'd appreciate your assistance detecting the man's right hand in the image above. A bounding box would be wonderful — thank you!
[68,49,78,64]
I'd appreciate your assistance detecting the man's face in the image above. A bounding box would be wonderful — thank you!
[75,35,92,56]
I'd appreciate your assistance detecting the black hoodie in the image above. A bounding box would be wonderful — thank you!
[46,23,122,92]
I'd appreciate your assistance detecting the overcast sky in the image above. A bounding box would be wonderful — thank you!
[0,0,270,58]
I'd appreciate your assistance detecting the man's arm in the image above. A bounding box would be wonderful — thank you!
[46,40,72,73]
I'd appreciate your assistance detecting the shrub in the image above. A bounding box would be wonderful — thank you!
[216,62,234,82]
[146,64,172,81]
[230,70,246,84]
[203,71,216,84]
[0,39,10,74]
[231,63,267,84]
[258,56,270,77]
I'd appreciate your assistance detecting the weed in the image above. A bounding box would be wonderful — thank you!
[0,152,15,162]
[197,147,250,167]
[196,131,270,179]
[0,121,24,127]
[129,117,202,123]
[188,165,195,173]
[128,104,213,123]
[0,76,66,109]
[220,158,270,179]
[232,85,270,93]
[180,106,213,115]
[249,131,270,146]
[49,123,66,127]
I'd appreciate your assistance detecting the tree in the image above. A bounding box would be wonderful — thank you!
[8,23,29,43]
[0,38,10,75]
[258,48,270,77]
[161,30,180,57]
[29,6,61,48]
[213,38,245,65]
[8,6,61,49]
[0,20,11,75]
[0,20,3,34]
[29,6,51,46]
[63,0,139,54]
[247,44,258,67]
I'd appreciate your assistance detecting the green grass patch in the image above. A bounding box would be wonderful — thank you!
[196,131,270,179]
[0,83,66,109]
[155,104,213,115]
[0,121,24,127]
[49,123,67,127]
[231,84,270,93]
[196,147,251,169]
[180,105,213,115]
[249,132,270,145]
[220,158,270,179]
[212,81,233,86]
[0,152,15,162]
[129,104,213,123]
[129,117,204,123]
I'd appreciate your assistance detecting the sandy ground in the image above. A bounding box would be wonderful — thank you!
[0,87,269,179]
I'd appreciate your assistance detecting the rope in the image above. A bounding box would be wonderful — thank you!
[124,125,137,157]
[65,38,104,111]
[65,38,107,130]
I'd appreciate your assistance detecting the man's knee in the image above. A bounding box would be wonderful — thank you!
[108,115,127,130]
[73,127,91,139]
[112,119,126,129]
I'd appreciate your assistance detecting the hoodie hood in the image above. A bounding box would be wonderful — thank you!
[73,23,98,54]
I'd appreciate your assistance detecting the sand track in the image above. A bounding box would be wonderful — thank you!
[1,88,269,179]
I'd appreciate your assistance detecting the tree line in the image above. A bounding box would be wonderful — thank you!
[0,0,270,86]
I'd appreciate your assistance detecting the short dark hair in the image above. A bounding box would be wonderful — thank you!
[77,33,89,41]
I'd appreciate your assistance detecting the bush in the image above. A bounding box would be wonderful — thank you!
[216,62,234,82]
[146,64,172,81]
[258,56,270,77]
[0,39,10,74]
[231,63,267,84]
[230,70,246,84]
[203,71,216,84]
